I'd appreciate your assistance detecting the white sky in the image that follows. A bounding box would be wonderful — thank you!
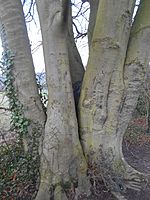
[26,18,45,72]
[24,2,45,73]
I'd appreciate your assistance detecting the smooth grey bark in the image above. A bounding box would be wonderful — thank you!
[0,0,46,153]
[79,0,136,158]
[88,0,99,47]
[0,0,45,125]
[78,0,150,199]
[67,5,85,84]
[36,1,90,199]
[1,0,150,200]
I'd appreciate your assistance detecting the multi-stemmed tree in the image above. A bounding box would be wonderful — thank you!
[0,0,150,199]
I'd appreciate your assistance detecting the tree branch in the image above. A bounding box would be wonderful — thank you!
[0,106,10,111]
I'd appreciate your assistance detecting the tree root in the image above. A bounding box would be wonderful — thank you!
[92,146,150,200]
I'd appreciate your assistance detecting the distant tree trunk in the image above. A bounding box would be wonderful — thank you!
[67,5,85,84]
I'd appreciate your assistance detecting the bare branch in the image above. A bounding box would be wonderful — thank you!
[0,106,10,111]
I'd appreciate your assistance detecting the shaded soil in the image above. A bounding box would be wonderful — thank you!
[91,139,150,200]
[123,136,150,174]
[123,117,150,175]
[122,137,150,200]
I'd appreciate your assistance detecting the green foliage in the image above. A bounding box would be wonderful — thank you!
[0,141,39,199]
[136,94,148,116]
[0,50,40,199]
[1,50,30,136]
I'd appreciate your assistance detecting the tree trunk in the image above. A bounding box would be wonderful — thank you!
[1,0,150,199]
[67,5,85,85]
[0,0,46,155]
[36,1,90,199]
[88,0,99,47]
[79,0,150,199]
[79,0,136,157]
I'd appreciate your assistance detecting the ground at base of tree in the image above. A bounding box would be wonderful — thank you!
[93,117,150,200]
[1,117,150,200]
[84,133,150,200]
[122,136,150,200]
